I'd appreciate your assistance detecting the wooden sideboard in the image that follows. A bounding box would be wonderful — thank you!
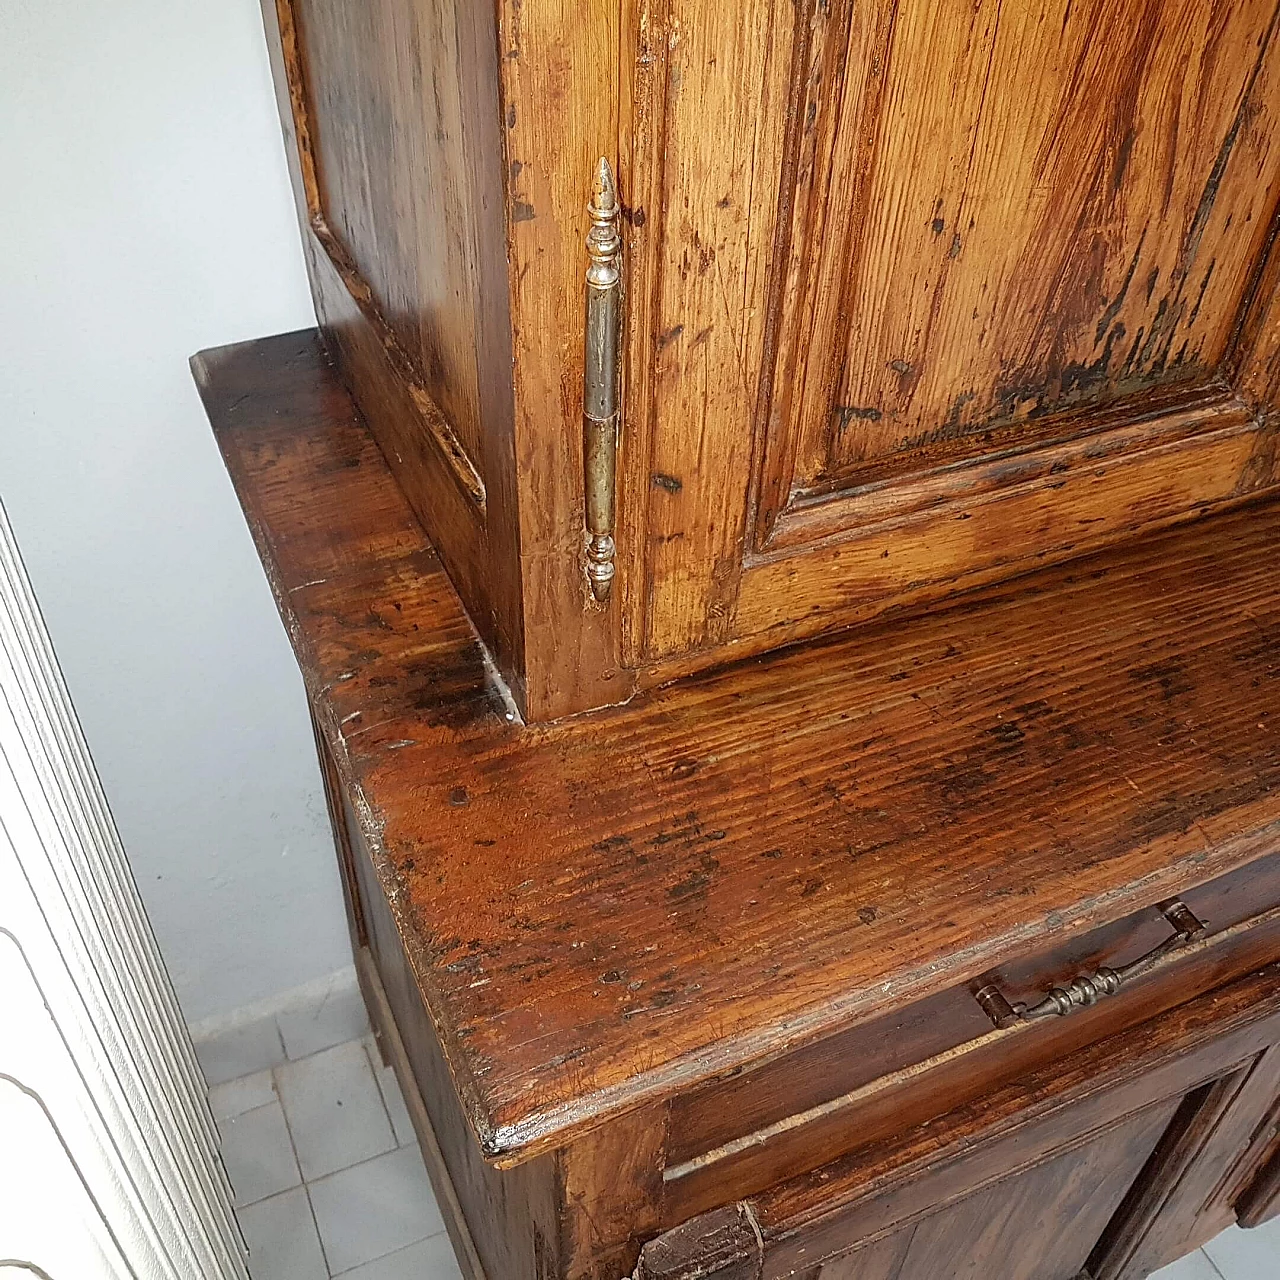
[199,2,1280,1272]
[195,331,1280,1280]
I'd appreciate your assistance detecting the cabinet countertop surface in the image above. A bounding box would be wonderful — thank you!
[195,329,1280,1164]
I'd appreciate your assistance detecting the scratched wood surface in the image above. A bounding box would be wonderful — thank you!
[785,0,1280,488]
[195,329,1280,1163]
[631,0,1280,667]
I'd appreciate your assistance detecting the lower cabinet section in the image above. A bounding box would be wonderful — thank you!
[315,721,1280,1280]
[635,966,1280,1280]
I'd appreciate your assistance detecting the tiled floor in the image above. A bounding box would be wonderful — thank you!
[212,1034,459,1280]
[214,1035,1279,1280]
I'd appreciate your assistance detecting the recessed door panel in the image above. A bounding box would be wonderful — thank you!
[626,0,1280,668]
[770,0,1280,504]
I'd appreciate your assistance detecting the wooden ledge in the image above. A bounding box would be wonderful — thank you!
[194,329,1280,1164]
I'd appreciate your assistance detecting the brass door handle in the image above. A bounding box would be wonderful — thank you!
[974,898,1206,1029]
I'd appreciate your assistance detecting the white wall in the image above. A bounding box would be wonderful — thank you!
[0,0,353,1025]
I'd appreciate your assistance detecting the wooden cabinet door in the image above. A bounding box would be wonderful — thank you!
[808,1051,1280,1280]
[1087,1046,1280,1279]
[621,0,1280,671]
[810,1098,1182,1280]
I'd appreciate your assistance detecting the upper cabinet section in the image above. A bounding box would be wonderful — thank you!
[260,0,1280,720]
[625,0,1280,664]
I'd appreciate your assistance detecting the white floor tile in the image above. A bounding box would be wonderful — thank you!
[333,1233,462,1280]
[220,1100,302,1208]
[1203,1219,1280,1279]
[369,1048,416,1148]
[1150,1248,1230,1280]
[275,1040,396,1181]
[279,973,370,1061]
[197,1017,286,1087]
[238,1186,328,1280]
[308,1145,444,1276]
[211,1068,277,1122]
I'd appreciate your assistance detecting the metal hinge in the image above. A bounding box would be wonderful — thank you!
[582,157,621,603]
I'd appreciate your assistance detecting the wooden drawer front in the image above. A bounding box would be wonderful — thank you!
[665,855,1280,1221]
[639,963,1280,1280]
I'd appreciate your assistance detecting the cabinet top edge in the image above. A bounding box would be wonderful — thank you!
[194,328,1280,1163]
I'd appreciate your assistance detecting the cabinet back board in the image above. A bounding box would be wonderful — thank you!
[261,0,1280,718]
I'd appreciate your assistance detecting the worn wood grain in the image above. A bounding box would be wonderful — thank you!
[292,0,487,473]
[630,0,793,660]
[195,329,1280,1165]
[625,0,1280,676]
[786,0,1280,486]
[558,1105,669,1279]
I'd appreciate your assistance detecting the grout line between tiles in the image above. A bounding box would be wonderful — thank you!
[361,1036,401,1142]
[302,1181,333,1278]
[269,1059,334,1275]
[1198,1246,1229,1280]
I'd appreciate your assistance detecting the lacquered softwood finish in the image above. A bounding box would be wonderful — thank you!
[196,331,1280,1278]
[193,327,1280,1161]
[625,0,1280,668]
[258,0,1280,718]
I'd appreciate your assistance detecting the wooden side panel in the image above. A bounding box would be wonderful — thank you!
[335,778,559,1280]
[293,0,486,470]
[261,0,530,712]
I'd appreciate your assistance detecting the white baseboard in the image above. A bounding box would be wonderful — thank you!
[190,965,369,1085]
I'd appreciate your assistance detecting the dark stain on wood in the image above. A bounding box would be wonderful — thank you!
[195,330,1280,1160]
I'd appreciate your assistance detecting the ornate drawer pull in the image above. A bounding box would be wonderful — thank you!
[974,898,1206,1029]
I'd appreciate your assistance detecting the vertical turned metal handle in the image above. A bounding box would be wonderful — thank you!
[974,899,1206,1029]
[583,157,621,603]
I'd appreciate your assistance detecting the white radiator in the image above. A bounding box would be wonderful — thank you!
[0,498,248,1280]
